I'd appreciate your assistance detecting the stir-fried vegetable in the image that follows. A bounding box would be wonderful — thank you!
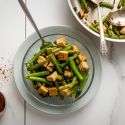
[77,0,125,39]
[25,37,89,98]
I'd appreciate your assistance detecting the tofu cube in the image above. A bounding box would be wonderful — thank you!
[38,86,48,95]
[46,55,50,62]
[49,87,58,96]
[60,88,71,96]
[79,9,85,19]
[120,27,125,35]
[79,61,89,72]
[46,71,58,82]
[56,37,67,47]
[37,56,48,67]
[57,51,68,60]
[64,70,72,78]
[78,54,87,62]
[48,62,54,67]
[72,45,79,53]
[46,66,53,72]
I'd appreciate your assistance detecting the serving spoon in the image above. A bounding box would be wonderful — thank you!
[108,9,125,27]
[18,0,45,45]
[90,0,108,55]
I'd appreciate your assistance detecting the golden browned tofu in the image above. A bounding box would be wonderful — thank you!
[46,65,53,72]
[120,27,125,35]
[78,54,87,62]
[46,71,58,82]
[79,9,85,19]
[48,62,54,67]
[72,45,79,53]
[64,70,72,78]
[60,88,71,96]
[79,61,89,72]
[49,87,58,96]
[37,56,48,67]
[56,37,67,47]
[46,55,50,62]
[38,86,48,95]
[57,51,68,61]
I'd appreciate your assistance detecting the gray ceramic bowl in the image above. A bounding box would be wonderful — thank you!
[14,26,102,114]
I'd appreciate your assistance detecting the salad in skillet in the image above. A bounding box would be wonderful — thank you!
[25,37,89,99]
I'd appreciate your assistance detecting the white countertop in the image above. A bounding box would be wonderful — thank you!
[0,0,125,125]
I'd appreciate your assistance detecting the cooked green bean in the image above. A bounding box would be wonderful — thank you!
[59,77,78,90]
[89,24,99,33]
[119,35,125,39]
[71,85,79,98]
[28,44,52,65]
[100,2,114,9]
[25,71,49,78]
[78,72,88,92]
[69,57,83,81]
[27,61,46,71]
[29,77,50,84]
[49,54,63,74]
[113,28,120,36]
[79,0,89,13]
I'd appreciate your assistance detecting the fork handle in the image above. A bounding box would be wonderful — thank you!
[18,0,45,43]
[97,5,108,55]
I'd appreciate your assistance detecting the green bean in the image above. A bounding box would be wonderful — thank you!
[107,30,112,36]
[46,47,56,54]
[49,54,63,74]
[29,77,50,84]
[103,12,112,23]
[25,71,49,78]
[52,47,63,53]
[78,72,88,92]
[109,24,113,30]
[60,61,69,68]
[71,85,79,98]
[69,57,83,81]
[40,42,52,49]
[100,2,114,9]
[28,44,52,65]
[27,61,46,71]
[104,33,110,38]
[79,0,89,13]
[111,35,119,39]
[67,50,76,54]
[59,77,78,90]
[89,24,99,33]
[63,45,72,50]
[113,28,120,36]
[119,35,125,39]
[60,54,77,68]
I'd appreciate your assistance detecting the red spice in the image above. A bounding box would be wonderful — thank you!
[0,92,5,112]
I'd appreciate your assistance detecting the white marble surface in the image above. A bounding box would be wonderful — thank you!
[0,0,125,125]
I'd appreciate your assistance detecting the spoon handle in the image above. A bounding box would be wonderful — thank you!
[97,6,108,55]
[18,0,45,43]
